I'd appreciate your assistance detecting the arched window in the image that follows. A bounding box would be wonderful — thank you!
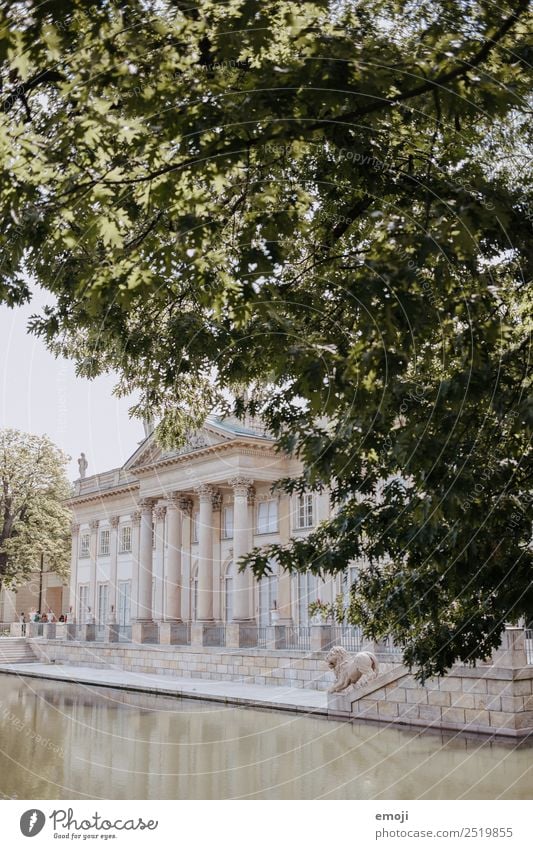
[225,560,235,622]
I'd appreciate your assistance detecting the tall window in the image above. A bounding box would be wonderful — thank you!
[119,525,131,553]
[97,583,109,627]
[152,521,156,549]
[222,506,234,539]
[193,576,198,620]
[343,565,358,606]
[258,567,278,626]
[257,500,278,534]
[117,581,131,625]
[295,572,318,624]
[78,585,90,623]
[225,561,235,622]
[99,529,110,556]
[192,511,199,543]
[79,533,90,558]
[296,494,314,529]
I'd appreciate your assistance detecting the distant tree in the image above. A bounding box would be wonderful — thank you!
[0,1,530,676]
[0,429,71,593]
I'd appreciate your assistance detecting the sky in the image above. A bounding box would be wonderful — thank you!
[0,287,143,481]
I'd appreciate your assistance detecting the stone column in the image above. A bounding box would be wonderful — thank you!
[108,516,120,624]
[196,485,215,621]
[276,495,293,624]
[211,491,222,621]
[130,509,142,621]
[68,522,80,621]
[179,497,193,622]
[164,496,182,621]
[153,503,166,622]
[88,519,99,623]
[132,499,157,644]
[159,495,191,645]
[229,477,254,621]
[226,477,257,648]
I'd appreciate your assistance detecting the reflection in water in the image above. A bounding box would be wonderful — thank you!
[0,674,531,799]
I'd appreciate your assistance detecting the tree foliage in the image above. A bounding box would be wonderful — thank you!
[0,1,531,676]
[0,429,71,589]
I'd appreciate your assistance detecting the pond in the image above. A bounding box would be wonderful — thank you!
[0,674,531,799]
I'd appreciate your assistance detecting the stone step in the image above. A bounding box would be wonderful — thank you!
[0,641,37,663]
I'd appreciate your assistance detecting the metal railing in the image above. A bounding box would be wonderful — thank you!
[118,625,132,643]
[257,626,269,648]
[380,636,403,656]
[285,625,311,651]
[329,625,363,652]
[66,624,86,640]
[203,624,226,647]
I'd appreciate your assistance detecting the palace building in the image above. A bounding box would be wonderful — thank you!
[67,416,348,646]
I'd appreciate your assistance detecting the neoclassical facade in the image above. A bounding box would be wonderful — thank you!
[68,417,347,644]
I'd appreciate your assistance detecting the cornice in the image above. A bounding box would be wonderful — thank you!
[132,437,277,474]
[66,482,140,506]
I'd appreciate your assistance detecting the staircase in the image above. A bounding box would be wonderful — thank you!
[0,638,38,664]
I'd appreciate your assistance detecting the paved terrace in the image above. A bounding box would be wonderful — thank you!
[0,662,329,715]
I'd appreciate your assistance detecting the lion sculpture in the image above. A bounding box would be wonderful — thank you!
[326,645,379,693]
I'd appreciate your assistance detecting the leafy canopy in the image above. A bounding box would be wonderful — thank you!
[0,429,72,587]
[0,0,531,677]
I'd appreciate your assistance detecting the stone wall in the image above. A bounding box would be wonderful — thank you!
[328,629,533,738]
[30,638,341,691]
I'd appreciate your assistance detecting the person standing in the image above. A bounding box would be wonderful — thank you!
[19,612,26,636]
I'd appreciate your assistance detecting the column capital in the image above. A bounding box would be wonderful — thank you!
[211,491,222,512]
[110,515,120,528]
[71,521,80,535]
[195,483,216,503]
[89,519,99,531]
[179,496,193,515]
[228,476,254,498]
[132,510,142,526]
[138,498,154,513]
[154,504,167,521]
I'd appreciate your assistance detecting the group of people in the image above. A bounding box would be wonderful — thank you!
[19,610,67,635]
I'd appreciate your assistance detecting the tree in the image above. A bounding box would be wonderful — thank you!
[0,1,530,677]
[0,429,71,592]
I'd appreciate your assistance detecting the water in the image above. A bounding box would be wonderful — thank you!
[0,674,531,799]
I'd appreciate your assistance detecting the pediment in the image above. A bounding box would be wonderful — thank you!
[123,422,233,471]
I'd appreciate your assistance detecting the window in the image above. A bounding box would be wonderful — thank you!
[117,581,131,626]
[222,506,234,539]
[225,561,235,622]
[79,533,90,558]
[193,576,198,620]
[192,511,199,543]
[97,583,109,628]
[119,525,131,553]
[257,499,278,534]
[258,567,278,626]
[296,494,314,529]
[99,529,110,556]
[78,585,90,623]
[296,572,318,624]
[343,565,358,606]
[152,521,156,549]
